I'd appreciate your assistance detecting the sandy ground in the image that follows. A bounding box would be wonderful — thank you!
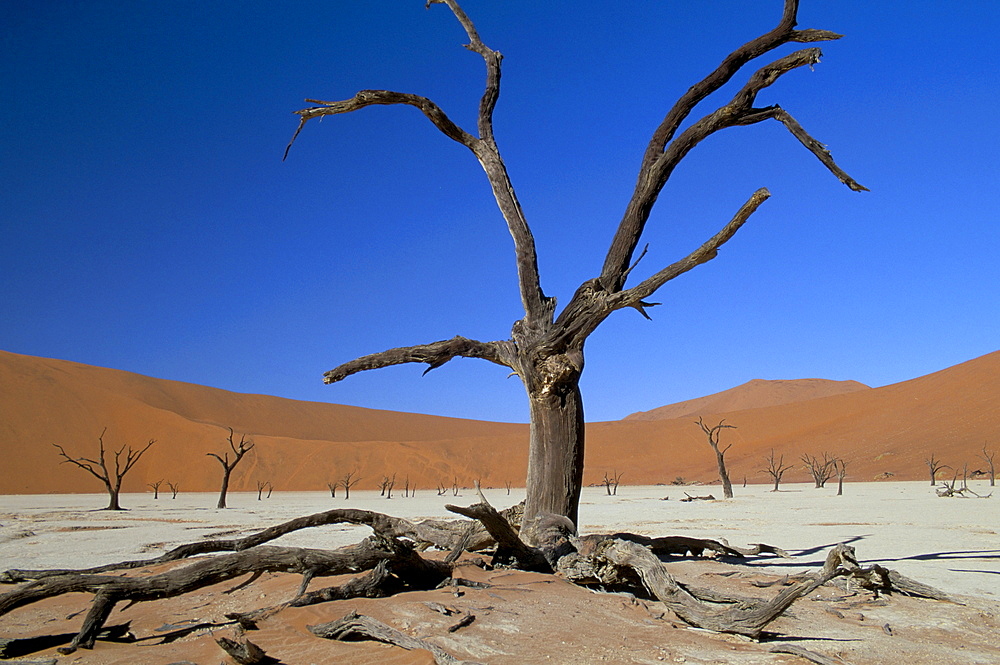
[1,482,998,664]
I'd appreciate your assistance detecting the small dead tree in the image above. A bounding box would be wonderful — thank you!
[256,481,272,500]
[378,474,396,498]
[166,481,180,499]
[340,470,361,500]
[327,481,338,498]
[207,428,254,509]
[53,428,155,510]
[695,418,736,499]
[978,445,996,487]
[760,449,792,492]
[834,458,849,496]
[801,452,836,488]
[602,470,624,496]
[505,480,512,496]
[147,479,163,499]
[925,454,950,486]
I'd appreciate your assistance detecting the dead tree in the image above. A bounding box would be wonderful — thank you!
[327,481,337,498]
[340,470,361,500]
[696,418,736,499]
[602,470,624,496]
[166,481,180,499]
[925,454,950,486]
[207,428,254,509]
[147,479,163,499]
[53,428,155,510]
[760,449,792,491]
[379,474,396,498]
[256,481,272,501]
[834,458,849,496]
[801,452,836,488]
[979,445,996,487]
[286,0,865,539]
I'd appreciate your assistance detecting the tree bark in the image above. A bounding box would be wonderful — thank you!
[714,448,734,499]
[106,486,121,511]
[218,470,232,509]
[522,383,585,539]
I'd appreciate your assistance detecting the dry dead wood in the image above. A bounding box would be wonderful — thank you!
[216,634,275,665]
[0,507,489,584]
[578,532,789,559]
[769,643,847,665]
[309,611,481,665]
[564,540,853,637]
[0,537,451,654]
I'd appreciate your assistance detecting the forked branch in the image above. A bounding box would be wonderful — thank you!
[601,7,866,293]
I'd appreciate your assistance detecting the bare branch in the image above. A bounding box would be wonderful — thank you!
[614,188,770,310]
[734,105,868,192]
[53,444,105,483]
[601,28,864,293]
[286,91,474,160]
[324,336,514,384]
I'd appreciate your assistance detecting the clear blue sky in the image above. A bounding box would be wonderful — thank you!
[3,1,998,423]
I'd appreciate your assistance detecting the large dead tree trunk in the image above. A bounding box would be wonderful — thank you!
[524,381,585,532]
[286,0,865,539]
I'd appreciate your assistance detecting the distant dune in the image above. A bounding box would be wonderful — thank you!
[1,349,998,495]
[625,378,871,421]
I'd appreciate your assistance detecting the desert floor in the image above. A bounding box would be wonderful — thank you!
[1,482,998,664]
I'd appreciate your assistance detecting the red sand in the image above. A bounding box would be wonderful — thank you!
[1,349,998,495]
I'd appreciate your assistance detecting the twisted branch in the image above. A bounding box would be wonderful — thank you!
[323,335,514,384]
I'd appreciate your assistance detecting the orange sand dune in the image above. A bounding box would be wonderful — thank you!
[624,378,870,421]
[1,349,998,495]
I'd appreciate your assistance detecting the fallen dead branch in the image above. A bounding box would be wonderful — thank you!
[0,507,494,584]
[770,643,847,665]
[309,611,481,665]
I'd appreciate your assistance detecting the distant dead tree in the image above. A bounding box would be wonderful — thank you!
[834,458,849,496]
[256,481,273,500]
[452,477,460,497]
[925,454,950,486]
[166,481,180,499]
[801,452,836,488]
[53,428,155,511]
[760,449,792,492]
[147,479,164,499]
[505,480,512,496]
[340,470,361,500]
[207,428,254,509]
[326,481,337,498]
[602,470,624,496]
[978,445,996,487]
[379,474,397,498]
[695,417,736,499]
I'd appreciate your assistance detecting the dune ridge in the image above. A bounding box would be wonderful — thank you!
[1,349,998,495]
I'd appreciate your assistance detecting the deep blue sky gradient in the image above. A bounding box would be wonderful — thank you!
[3,1,998,422]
